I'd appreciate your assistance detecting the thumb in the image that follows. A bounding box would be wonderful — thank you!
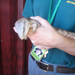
[30,16,47,25]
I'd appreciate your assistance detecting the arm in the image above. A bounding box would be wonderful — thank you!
[56,34,75,56]
[27,16,75,56]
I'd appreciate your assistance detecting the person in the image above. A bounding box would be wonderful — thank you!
[34,48,43,57]
[14,0,75,75]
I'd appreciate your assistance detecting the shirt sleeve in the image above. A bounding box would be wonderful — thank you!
[22,0,34,18]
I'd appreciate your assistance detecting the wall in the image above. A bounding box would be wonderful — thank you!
[0,0,32,75]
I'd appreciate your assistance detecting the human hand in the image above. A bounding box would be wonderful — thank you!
[27,16,60,49]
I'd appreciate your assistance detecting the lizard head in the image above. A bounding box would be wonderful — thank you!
[15,18,40,40]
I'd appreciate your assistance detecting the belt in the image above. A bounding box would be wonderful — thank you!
[30,55,75,74]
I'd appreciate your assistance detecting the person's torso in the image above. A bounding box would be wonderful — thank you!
[33,0,75,68]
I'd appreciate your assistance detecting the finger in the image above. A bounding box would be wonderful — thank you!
[36,46,49,50]
[30,16,47,25]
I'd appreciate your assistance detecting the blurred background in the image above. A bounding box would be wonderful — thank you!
[0,0,32,75]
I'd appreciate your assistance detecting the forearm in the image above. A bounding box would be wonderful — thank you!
[55,33,75,56]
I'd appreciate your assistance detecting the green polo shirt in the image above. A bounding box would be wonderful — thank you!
[22,0,75,68]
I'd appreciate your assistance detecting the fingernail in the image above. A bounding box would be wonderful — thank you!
[30,16,34,19]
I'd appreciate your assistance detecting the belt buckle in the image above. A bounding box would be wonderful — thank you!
[37,61,49,72]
